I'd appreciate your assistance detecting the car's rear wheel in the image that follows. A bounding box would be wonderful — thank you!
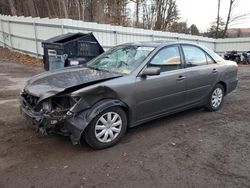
[84,107,127,149]
[205,84,225,112]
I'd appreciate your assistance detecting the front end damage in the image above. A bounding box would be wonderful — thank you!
[20,90,90,145]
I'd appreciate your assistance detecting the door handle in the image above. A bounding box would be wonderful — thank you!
[176,75,185,81]
[212,68,218,73]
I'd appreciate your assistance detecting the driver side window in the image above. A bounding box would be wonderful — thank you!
[149,46,181,72]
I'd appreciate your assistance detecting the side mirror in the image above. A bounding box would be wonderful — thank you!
[141,67,161,76]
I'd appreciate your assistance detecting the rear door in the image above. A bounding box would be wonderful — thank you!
[135,45,187,122]
[181,44,220,105]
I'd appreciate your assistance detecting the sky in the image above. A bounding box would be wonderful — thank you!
[177,0,250,31]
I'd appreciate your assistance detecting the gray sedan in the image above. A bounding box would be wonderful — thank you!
[20,42,238,149]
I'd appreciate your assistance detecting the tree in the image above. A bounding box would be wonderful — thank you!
[7,0,16,15]
[0,0,178,30]
[189,24,199,35]
[142,0,156,29]
[223,0,235,37]
[140,0,179,30]
[44,0,51,17]
[206,0,250,38]
[236,28,242,37]
[130,0,141,27]
[169,21,189,34]
[61,0,69,18]
[223,0,249,37]
[205,19,225,38]
[26,0,38,17]
[215,0,221,38]
[154,0,179,30]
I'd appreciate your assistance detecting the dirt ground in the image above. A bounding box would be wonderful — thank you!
[0,48,249,188]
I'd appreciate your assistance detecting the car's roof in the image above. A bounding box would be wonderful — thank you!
[119,41,200,48]
[119,41,173,47]
[118,41,224,63]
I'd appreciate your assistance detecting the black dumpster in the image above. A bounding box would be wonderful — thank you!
[42,33,104,70]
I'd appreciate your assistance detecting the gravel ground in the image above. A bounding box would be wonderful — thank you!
[0,49,249,188]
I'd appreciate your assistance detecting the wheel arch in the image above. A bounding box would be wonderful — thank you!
[79,99,129,146]
[86,99,129,122]
[217,81,227,95]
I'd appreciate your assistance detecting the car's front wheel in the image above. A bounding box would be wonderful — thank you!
[205,84,225,111]
[84,107,127,149]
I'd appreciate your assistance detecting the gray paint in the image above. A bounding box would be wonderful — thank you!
[20,42,238,145]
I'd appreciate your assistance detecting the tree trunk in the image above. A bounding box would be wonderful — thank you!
[135,0,139,27]
[215,0,221,38]
[154,0,163,30]
[8,0,17,15]
[223,0,234,38]
[48,0,57,17]
[81,0,85,20]
[27,0,37,17]
[77,0,81,20]
[45,0,51,17]
[61,0,69,18]
[34,0,39,17]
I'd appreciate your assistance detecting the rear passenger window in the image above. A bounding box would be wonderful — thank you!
[182,45,209,67]
[149,46,181,72]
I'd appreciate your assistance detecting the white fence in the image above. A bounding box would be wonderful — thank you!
[0,15,249,57]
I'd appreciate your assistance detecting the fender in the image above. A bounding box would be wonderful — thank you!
[86,99,128,123]
[65,99,128,145]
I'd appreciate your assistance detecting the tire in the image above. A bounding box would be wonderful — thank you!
[84,107,127,149]
[205,84,225,112]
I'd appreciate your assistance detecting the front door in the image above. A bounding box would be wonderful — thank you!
[135,45,187,122]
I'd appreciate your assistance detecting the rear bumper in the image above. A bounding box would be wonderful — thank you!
[226,79,238,94]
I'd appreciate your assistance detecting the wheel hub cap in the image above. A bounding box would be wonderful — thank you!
[211,88,223,108]
[95,112,122,143]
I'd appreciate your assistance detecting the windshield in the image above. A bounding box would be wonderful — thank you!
[87,46,155,74]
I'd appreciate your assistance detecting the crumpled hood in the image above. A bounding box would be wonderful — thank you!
[24,66,122,100]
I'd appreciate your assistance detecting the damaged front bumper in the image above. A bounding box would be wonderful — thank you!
[20,96,89,145]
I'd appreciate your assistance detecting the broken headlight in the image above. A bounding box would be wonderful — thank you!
[41,95,80,114]
[42,100,52,112]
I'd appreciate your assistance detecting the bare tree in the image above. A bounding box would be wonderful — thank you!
[0,0,179,30]
[141,0,179,31]
[8,0,17,15]
[47,0,58,17]
[142,0,156,29]
[78,0,85,20]
[223,0,250,37]
[223,0,235,37]
[44,0,51,17]
[61,0,69,18]
[21,0,38,17]
[215,0,221,38]
[130,0,141,27]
